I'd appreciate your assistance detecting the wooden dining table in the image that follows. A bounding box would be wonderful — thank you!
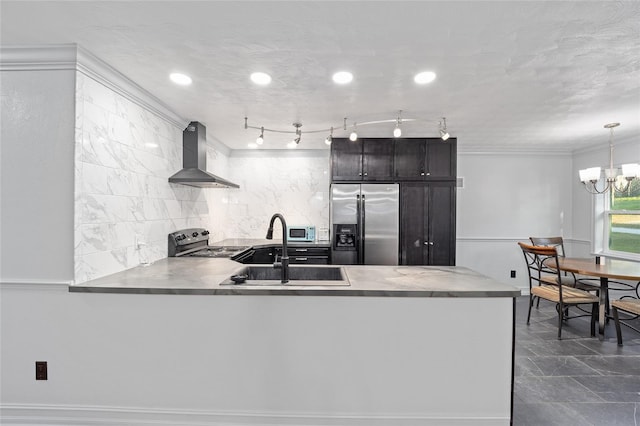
[550,257,640,337]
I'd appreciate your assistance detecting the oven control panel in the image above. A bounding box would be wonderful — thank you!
[169,228,209,246]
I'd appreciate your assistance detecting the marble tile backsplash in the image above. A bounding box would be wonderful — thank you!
[207,151,331,242]
[73,74,331,284]
[74,73,210,283]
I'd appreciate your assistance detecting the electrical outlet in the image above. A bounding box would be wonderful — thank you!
[510,270,516,278]
[35,361,47,380]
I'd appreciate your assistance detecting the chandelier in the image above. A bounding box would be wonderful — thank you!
[243,112,451,149]
[578,123,640,195]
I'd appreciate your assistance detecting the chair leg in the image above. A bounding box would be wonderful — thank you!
[527,294,534,325]
[590,302,597,337]
[557,303,564,340]
[612,305,623,346]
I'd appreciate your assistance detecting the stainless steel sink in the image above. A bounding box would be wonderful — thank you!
[220,266,350,286]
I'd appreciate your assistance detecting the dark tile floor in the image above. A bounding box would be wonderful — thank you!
[513,295,640,425]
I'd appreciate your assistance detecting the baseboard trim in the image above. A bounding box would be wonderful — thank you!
[0,404,510,426]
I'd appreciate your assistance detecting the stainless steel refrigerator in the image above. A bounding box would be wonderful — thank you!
[330,183,399,265]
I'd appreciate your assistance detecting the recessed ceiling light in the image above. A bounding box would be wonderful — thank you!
[169,73,192,86]
[250,72,272,85]
[332,71,353,84]
[414,71,436,85]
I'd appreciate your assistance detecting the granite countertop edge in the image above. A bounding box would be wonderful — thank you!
[69,258,522,298]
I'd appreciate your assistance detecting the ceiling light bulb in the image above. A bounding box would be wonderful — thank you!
[332,71,353,84]
[250,72,272,85]
[414,71,436,85]
[169,73,192,86]
[325,135,332,145]
[287,141,298,149]
[440,130,450,141]
[349,131,358,141]
[393,126,402,138]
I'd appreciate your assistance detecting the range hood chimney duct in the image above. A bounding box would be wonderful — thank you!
[169,121,239,188]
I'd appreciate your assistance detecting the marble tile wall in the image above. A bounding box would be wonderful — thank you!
[206,151,331,242]
[74,73,213,283]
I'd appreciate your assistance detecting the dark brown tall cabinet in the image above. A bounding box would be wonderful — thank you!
[330,136,457,266]
[400,182,456,265]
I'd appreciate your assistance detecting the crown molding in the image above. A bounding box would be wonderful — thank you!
[0,44,189,130]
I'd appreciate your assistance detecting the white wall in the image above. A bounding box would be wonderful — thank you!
[0,67,76,283]
[456,151,574,291]
[1,284,513,425]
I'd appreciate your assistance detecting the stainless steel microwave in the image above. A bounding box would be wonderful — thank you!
[287,225,316,242]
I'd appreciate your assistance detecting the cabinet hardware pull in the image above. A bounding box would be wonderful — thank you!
[295,248,308,252]
[295,257,308,261]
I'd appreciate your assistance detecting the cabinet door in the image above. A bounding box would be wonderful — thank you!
[400,183,427,265]
[426,182,456,265]
[394,138,426,180]
[331,138,362,180]
[362,138,394,180]
[426,138,457,179]
[400,182,456,266]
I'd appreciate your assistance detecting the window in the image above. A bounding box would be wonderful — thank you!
[604,177,640,258]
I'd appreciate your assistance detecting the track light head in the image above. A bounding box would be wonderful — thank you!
[393,112,402,138]
[325,127,333,145]
[439,117,450,140]
[256,127,264,145]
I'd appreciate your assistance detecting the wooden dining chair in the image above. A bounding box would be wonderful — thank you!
[529,236,599,293]
[611,298,640,346]
[519,242,599,339]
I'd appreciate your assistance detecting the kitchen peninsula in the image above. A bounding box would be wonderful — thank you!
[68,255,520,425]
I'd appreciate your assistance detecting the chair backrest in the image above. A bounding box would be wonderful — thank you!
[518,242,563,294]
[529,236,567,257]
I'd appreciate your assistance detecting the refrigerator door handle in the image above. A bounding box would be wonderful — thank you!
[356,194,362,264]
[361,194,366,264]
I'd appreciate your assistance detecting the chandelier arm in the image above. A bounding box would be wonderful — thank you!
[582,180,612,195]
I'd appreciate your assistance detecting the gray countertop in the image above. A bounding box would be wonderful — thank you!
[69,257,521,298]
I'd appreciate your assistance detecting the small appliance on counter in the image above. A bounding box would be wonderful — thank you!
[286,225,316,242]
[168,228,247,257]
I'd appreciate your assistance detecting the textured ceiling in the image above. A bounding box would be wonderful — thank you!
[2,1,639,151]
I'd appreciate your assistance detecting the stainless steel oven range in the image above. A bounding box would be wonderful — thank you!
[168,228,246,258]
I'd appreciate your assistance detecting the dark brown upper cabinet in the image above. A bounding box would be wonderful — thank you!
[330,138,394,181]
[394,138,457,180]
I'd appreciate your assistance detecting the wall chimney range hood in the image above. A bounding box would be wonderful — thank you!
[169,121,239,188]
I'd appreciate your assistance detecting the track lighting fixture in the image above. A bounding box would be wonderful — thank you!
[439,117,450,141]
[256,127,264,145]
[244,113,451,147]
[393,111,402,138]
